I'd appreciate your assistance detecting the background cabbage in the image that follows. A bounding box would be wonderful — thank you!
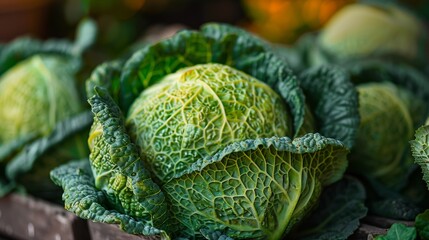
[275,2,429,221]
[0,19,96,200]
[0,55,81,142]
[351,82,414,189]
[51,23,360,239]
[343,60,429,220]
[282,2,428,73]
[319,3,427,63]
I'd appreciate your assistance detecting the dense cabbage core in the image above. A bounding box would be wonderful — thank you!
[0,55,81,143]
[126,63,292,181]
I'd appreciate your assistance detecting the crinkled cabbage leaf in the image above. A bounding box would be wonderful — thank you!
[52,23,360,239]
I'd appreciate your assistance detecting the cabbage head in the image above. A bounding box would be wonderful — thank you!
[336,59,429,220]
[0,55,81,142]
[275,2,429,220]
[344,60,429,191]
[285,3,428,70]
[351,82,414,188]
[318,3,427,64]
[51,24,360,239]
[0,19,96,199]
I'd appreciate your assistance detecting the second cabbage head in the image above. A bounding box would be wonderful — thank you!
[51,24,360,239]
[0,19,97,199]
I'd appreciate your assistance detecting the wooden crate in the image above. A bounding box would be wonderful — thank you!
[350,216,414,240]
[88,221,160,240]
[88,215,414,240]
[0,193,90,240]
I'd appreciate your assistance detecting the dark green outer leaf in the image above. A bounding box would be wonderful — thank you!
[0,133,37,163]
[375,223,417,240]
[0,18,97,76]
[200,23,270,47]
[0,38,79,76]
[50,160,166,237]
[415,209,429,240]
[164,134,349,239]
[5,111,93,180]
[73,18,97,55]
[119,30,211,111]
[346,60,428,94]
[291,176,367,240]
[356,156,427,220]
[259,54,306,138]
[399,168,429,210]
[411,125,429,191]
[86,60,124,100]
[200,23,269,69]
[369,198,422,221]
[87,87,171,231]
[202,23,306,73]
[298,65,360,149]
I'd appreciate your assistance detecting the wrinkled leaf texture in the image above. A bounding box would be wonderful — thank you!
[52,23,360,239]
[411,125,429,192]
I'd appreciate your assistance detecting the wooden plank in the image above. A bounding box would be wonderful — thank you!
[349,216,415,240]
[0,193,89,240]
[350,223,388,240]
[88,221,160,240]
[88,214,415,240]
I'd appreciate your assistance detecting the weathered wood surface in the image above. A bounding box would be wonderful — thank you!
[88,221,160,240]
[0,193,89,240]
[349,216,415,240]
[0,193,416,240]
[88,215,415,240]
